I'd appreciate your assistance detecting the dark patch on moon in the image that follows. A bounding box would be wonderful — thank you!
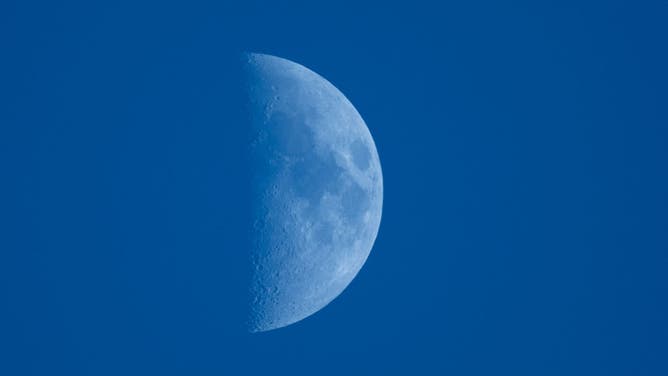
[350,138,372,171]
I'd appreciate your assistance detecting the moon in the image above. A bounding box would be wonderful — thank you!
[245,53,383,332]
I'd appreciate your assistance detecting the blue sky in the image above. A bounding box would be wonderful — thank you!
[1,1,667,375]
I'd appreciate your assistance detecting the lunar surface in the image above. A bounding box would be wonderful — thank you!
[245,53,383,332]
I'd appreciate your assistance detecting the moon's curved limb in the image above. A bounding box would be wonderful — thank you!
[245,53,383,332]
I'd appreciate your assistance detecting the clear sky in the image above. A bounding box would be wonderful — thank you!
[1,1,667,375]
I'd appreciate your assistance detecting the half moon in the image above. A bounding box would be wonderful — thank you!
[245,53,383,332]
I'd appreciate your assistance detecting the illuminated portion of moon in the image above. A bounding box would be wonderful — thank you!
[245,53,383,332]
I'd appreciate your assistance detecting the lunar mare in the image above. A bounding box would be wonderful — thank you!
[245,53,383,332]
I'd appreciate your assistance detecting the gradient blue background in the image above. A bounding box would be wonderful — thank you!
[1,1,667,375]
